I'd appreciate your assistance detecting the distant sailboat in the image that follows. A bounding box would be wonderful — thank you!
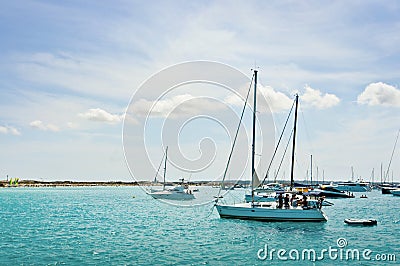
[215,70,327,222]
[380,129,399,194]
[147,147,195,200]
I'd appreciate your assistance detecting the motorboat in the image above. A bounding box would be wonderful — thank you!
[380,185,398,194]
[390,189,400,196]
[311,185,354,198]
[336,181,371,192]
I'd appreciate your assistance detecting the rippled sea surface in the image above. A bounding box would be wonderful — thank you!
[1,187,399,265]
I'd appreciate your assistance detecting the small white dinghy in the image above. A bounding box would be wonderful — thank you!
[344,219,377,226]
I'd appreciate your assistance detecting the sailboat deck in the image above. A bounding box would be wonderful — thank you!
[216,201,327,222]
[220,202,311,210]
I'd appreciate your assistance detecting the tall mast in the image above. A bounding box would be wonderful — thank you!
[251,70,258,201]
[392,170,394,185]
[385,129,400,183]
[372,168,374,185]
[310,154,313,186]
[290,94,299,189]
[351,166,354,181]
[163,146,168,190]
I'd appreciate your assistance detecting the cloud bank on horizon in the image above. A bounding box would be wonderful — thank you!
[0,1,399,181]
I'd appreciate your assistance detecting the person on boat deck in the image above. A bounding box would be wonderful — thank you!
[290,194,296,206]
[284,194,290,208]
[317,196,324,209]
[302,195,308,207]
[277,193,283,208]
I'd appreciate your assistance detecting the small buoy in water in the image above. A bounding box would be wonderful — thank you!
[132,195,135,198]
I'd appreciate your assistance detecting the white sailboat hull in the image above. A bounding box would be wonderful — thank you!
[216,203,327,222]
[148,191,195,200]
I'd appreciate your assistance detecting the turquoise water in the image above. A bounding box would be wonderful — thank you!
[1,187,399,265]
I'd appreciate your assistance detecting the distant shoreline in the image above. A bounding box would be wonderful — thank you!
[0,180,140,187]
[0,180,225,188]
[1,180,396,188]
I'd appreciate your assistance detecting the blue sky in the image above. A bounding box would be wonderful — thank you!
[0,1,399,182]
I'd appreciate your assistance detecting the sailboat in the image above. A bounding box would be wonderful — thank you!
[147,147,195,200]
[215,70,327,222]
[380,129,400,194]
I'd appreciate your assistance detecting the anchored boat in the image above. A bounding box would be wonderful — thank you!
[147,147,195,200]
[390,189,400,196]
[215,70,327,222]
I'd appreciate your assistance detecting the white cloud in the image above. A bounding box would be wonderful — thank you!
[79,108,122,124]
[357,82,400,107]
[30,120,46,130]
[0,125,21,136]
[67,122,78,129]
[223,83,293,113]
[224,85,338,113]
[132,94,193,118]
[0,90,125,133]
[0,126,8,134]
[46,124,60,132]
[130,94,227,119]
[29,120,60,132]
[301,86,340,109]
[259,86,293,113]
[123,113,140,125]
[15,52,139,101]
